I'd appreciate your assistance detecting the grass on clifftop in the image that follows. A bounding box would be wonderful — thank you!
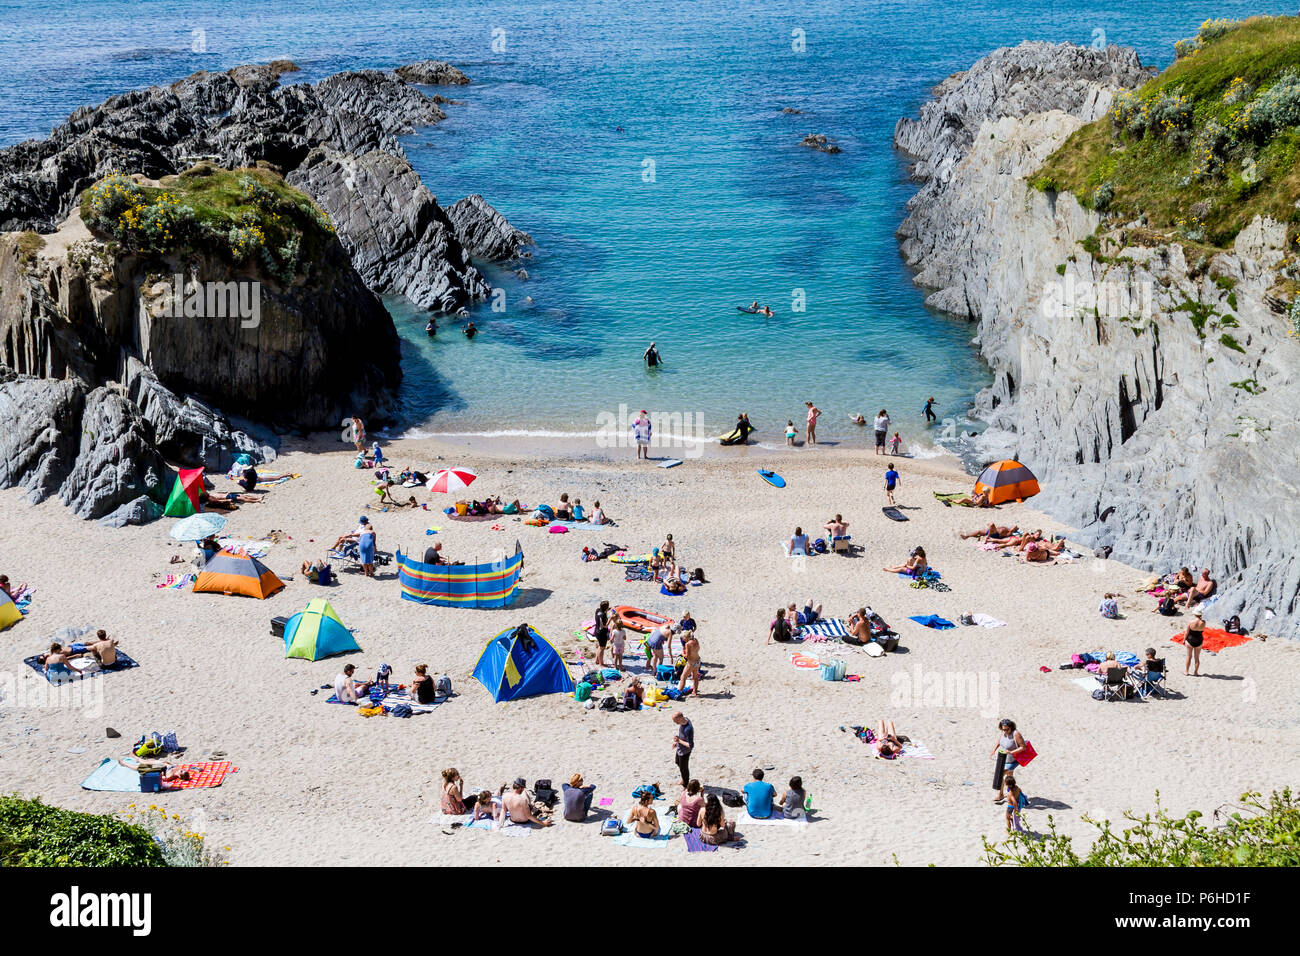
[79,163,336,284]
[1032,15,1300,250]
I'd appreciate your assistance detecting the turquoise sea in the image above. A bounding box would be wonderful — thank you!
[1,0,1291,450]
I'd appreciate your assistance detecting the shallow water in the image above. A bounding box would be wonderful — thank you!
[2,0,1288,449]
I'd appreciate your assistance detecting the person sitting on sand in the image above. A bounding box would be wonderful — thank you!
[413,664,438,704]
[441,768,478,815]
[589,500,608,525]
[778,776,810,819]
[788,527,811,556]
[42,642,74,678]
[953,490,992,508]
[1172,567,1195,593]
[883,546,927,575]
[628,790,660,838]
[768,606,793,644]
[0,574,12,598]
[824,514,849,538]
[787,600,822,626]
[423,542,445,565]
[333,663,375,703]
[699,794,737,845]
[498,778,552,827]
[1173,568,1216,607]
[75,630,118,667]
[676,779,705,826]
[237,465,260,493]
[624,676,644,710]
[869,719,905,758]
[471,791,496,822]
[571,498,586,521]
[555,493,573,520]
[844,608,873,646]
[743,769,777,819]
[562,773,597,822]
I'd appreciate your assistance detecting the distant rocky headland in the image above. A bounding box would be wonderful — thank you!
[895,20,1300,633]
[0,59,532,525]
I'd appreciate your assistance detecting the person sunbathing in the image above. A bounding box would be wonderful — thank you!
[0,574,12,598]
[554,493,574,520]
[42,642,74,677]
[867,719,904,758]
[1022,536,1065,562]
[333,663,375,703]
[498,778,552,827]
[961,523,1018,540]
[1173,567,1195,593]
[883,547,926,574]
[333,517,370,552]
[845,608,872,646]
[75,630,118,666]
[954,490,992,508]
[627,790,660,839]
[663,568,687,595]
[786,601,822,626]
[117,758,191,784]
[824,514,849,537]
[1173,568,1216,606]
[589,500,609,524]
[992,529,1042,551]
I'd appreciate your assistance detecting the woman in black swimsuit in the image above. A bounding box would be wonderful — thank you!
[1184,609,1206,676]
[594,601,611,667]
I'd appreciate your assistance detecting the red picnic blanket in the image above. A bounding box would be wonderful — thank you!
[163,761,237,790]
[1171,628,1251,653]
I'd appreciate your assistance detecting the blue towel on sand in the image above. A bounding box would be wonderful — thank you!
[23,652,139,684]
[80,757,145,792]
[908,615,955,630]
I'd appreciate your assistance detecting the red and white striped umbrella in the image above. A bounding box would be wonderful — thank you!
[426,467,478,493]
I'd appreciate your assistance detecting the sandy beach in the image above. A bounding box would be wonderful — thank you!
[1,435,1294,866]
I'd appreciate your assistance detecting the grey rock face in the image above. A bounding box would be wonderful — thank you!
[800,134,841,154]
[895,40,1300,634]
[446,194,535,262]
[289,147,489,312]
[0,369,167,522]
[395,60,471,85]
[123,359,277,471]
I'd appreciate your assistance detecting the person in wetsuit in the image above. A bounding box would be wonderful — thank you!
[463,320,478,339]
[644,341,663,368]
[426,318,437,337]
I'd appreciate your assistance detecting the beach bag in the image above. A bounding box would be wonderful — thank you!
[1157,596,1177,616]
[813,538,828,553]
[1224,615,1243,634]
[1015,741,1038,767]
[389,704,413,718]
[601,818,623,836]
[599,695,619,711]
[435,675,453,697]
[719,788,744,808]
[533,780,557,807]
[655,664,675,682]
[820,658,846,681]
[1091,688,1106,700]
[575,682,593,702]
[664,686,683,701]
[134,733,164,759]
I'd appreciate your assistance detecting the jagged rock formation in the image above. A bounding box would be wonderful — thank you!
[395,60,471,85]
[896,41,1300,633]
[0,368,167,522]
[288,147,488,311]
[446,194,535,262]
[0,62,524,314]
[800,134,841,154]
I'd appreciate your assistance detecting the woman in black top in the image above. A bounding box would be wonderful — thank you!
[594,601,611,667]
[413,664,437,704]
[767,607,792,644]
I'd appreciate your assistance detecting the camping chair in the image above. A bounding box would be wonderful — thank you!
[1129,658,1168,700]
[1096,665,1130,702]
[831,535,853,554]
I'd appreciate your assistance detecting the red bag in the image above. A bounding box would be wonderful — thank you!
[1015,740,1038,767]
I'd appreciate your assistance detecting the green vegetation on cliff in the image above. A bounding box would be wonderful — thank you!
[1032,16,1300,249]
[0,795,165,866]
[79,163,336,284]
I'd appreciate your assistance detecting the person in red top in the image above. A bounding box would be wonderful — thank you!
[805,401,821,445]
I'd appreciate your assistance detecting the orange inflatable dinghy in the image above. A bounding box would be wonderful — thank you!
[612,606,674,633]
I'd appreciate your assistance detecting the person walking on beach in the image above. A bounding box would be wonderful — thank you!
[924,396,938,423]
[884,464,900,505]
[678,629,701,696]
[873,409,890,454]
[890,432,902,456]
[350,416,366,453]
[991,718,1028,803]
[672,711,695,789]
[1184,609,1207,676]
[632,409,652,460]
[805,401,821,445]
[644,341,663,369]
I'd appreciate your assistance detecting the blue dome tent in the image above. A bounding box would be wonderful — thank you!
[472,624,574,703]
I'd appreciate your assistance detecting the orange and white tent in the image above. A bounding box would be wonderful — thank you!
[973,460,1040,505]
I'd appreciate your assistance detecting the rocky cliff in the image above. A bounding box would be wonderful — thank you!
[896,41,1300,634]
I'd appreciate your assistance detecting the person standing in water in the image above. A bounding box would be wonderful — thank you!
[873,409,890,455]
[644,341,663,368]
[425,317,437,337]
[805,401,821,446]
[632,410,653,461]
[924,396,938,423]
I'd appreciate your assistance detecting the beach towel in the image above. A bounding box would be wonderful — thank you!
[80,757,149,792]
[790,652,822,669]
[741,810,808,827]
[802,619,849,640]
[447,513,495,523]
[969,613,1006,628]
[165,761,236,789]
[900,568,942,581]
[899,740,935,759]
[327,689,439,713]
[684,828,718,853]
[548,520,614,531]
[216,537,270,558]
[1172,628,1251,653]
[255,472,300,486]
[908,615,955,630]
[154,573,195,590]
[1071,676,1101,693]
[24,652,139,684]
[613,814,673,847]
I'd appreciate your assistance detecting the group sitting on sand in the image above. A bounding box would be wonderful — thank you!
[1152,567,1216,611]
[39,630,120,677]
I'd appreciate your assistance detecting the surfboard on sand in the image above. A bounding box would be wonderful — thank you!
[882,506,908,521]
[758,469,786,488]
[658,459,683,469]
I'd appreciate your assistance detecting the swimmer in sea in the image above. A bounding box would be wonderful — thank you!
[464,321,478,339]
[425,318,437,337]
[850,413,867,425]
[761,305,773,317]
[644,341,663,368]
